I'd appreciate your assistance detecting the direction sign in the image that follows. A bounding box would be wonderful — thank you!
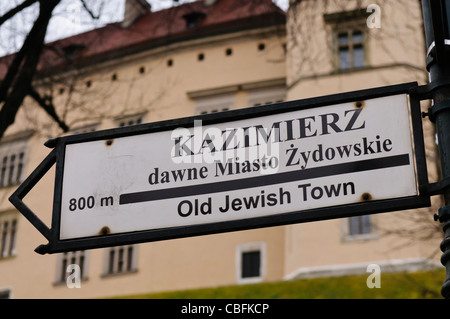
[9,82,431,254]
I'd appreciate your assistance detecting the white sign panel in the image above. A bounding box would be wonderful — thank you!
[59,94,418,240]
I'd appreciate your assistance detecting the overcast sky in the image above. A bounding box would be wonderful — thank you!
[0,0,288,56]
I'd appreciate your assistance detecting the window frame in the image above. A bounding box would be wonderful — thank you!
[193,92,235,115]
[0,287,12,299]
[247,85,286,107]
[114,113,146,128]
[69,123,99,135]
[341,215,378,242]
[188,79,286,115]
[0,211,19,259]
[0,133,30,189]
[335,28,366,70]
[324,9,369,71]
[54,250,89,285]
[348,214,371,236]
[236,242,266,284]
[102,245,138,277]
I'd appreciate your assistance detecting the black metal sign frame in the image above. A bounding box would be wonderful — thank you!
[9,82,431,254]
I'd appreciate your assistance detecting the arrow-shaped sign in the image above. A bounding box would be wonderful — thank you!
[9,82,431,254]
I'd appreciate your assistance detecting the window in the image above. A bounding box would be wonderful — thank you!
[0,288,12,299]
[115,113,146,127]
[62,43,85,60]
[69,123,98,135]
[324,9,367,71]
[337,30,365,70]
[199,107,230,115]
[103,245,137,276]
[348,215,371,236]
[188,79,286,115]
[0,212,18,259]
[236,242,266,284]
[342,215,377,241]
[193,93,234,115]
[183,12,206,29]
[55,251,88,284]
[247,85,286,107]
[0,135,29,188]
[242,251,261,279]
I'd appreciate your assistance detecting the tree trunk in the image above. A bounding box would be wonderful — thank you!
[0,0,60,139]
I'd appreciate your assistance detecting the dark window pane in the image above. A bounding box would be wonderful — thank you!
[339,48,351,69]
[127,246,133,271]
[242,251,261,278]
[9,220,16,255]
[109,250,115,273]
[338,33,349,45]
[352,31,363,44]
[349,215,371,235]
[1,222,8,256]
[353,45,365,67]
[118,248,124,272]
[0,290,11,299]
[361,215,371,234]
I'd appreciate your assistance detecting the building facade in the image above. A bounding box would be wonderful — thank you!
[284,0,442,280]
[0,0,443,299]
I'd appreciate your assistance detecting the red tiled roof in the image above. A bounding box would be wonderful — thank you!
[0,0,285,78]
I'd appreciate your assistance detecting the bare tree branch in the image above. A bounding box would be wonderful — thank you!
[0,0,60,138]
[0,0,39,27]
[28,86,69,132]
[79,0,104,20]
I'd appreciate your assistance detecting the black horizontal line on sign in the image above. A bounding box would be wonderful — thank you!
[119,154,410,205]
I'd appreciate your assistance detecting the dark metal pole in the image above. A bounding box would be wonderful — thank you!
[421,0,450,299]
